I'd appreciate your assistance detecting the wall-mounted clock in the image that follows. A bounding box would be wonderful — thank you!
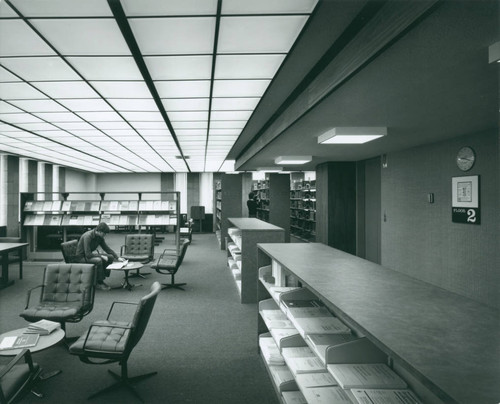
[456,146,475,171]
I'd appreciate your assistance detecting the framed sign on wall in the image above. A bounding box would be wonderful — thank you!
[451,175,480,224]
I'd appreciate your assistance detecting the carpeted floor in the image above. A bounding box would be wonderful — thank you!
[0,233,279,404]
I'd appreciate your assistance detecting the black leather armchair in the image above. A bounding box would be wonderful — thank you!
[151,239,189,290]
[19,263,96,339]
[120,234,154,278]
[60,239,78,263]
[69,282,161,401]
[0,349,41,404]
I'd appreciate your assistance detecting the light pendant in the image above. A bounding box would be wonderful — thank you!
[318,127,387,144]
[274,155,312,165]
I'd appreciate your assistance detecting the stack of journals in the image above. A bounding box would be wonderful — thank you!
[270,328,300,349]
[327,363,407,390]
[306,334,358,364]
[351,389,422,404]
[25,319,61,335]
[0,334,39,351]
[281,346,315,360]
[259,336,285,366]
[281,390,307,404]
[301,386,354,404]
[285,356,325,376]
[295,371,337,389]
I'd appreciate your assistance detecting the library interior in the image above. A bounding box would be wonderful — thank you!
[0,1,498,404]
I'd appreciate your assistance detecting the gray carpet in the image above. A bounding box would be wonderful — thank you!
[0,233,279,404]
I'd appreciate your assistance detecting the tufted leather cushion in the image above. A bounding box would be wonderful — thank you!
[0,363,40,400]
[122,234,153,261]
[69,320,131,356]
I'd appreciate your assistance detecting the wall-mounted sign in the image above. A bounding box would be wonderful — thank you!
[452,175,480,224]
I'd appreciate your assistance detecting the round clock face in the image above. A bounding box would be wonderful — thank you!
[456,146,475,171]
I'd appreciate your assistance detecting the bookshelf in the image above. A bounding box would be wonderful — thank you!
[290,179,316,242]
[256,242,500,404]
[21,192,180,260]
[226,218,284,303]
[253,173,290,242]
[214,174,244,250]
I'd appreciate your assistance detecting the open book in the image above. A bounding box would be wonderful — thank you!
[25,319,61,335]
[107,259,129,270]
[0,334,39,350]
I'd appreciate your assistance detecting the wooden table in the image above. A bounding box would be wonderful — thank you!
[110,262,143,291]
[0,242,28,289]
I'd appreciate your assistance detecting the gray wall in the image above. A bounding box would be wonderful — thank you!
[381,130,499,309]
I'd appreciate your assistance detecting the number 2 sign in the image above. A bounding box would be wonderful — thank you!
[451,176,480,225]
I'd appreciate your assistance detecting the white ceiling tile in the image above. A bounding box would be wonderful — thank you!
[77,111,124,122]
[0,82,47,99]
[211,97,260,111]
[90,81,152,98]
[16,122,59,131]
[211,110,253,121]
[130,121,169,130]
[67,57,142,80]
[218,16,308,53]
[34,112,83,122]
[10,99,68,113]
[130,17,215,55]
[175,129,207,137]
[161,98,209,111]
[54,121,95,130]
[108,98,158,111]
[120,111,164,122]
[222,0,318,14]
[0,102,23,114]
[57,98,113,112]
[155,80,211,98]
[0,2,17,17]
[0,57,80,81]
[172,121,208,129]
[10,0,113,17]
[92,121,132,130]
[122,0,217,16]
[30,19,130,55]
[210,120,246,129]
[215,54,285,79]
[208,129,241,136]
[0,20,56,57]
[32,81,100,98]
[145,55,212,80]
[213,79,270,97]
[0,66,22,82]
[0,113,43,124]
[168,111,209,121]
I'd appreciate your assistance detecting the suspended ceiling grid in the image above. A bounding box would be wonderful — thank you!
[0,0,318,173]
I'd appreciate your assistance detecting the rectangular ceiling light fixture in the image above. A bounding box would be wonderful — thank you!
[274,155,312,165]
[488,42,500,63]
[318,127,387,144]
[257,167,282,172]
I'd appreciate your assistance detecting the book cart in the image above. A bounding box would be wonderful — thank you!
[21,191,180,261]
[226,218,284,303]
[256,242,500,404]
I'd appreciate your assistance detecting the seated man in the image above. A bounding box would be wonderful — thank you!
[75,222,123,291]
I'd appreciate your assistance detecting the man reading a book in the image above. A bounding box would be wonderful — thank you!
[75,222,123,291]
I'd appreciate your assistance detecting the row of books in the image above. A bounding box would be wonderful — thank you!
[24,200,177,212]
[24,214,177,226]
[259,274,422,403]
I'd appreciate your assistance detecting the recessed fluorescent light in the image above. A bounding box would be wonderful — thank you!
[274,155,312,165]
[489,41,500,63]
[318,127,387,144]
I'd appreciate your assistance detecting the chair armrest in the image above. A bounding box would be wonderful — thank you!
[24,285,43,309]
[120,245,125,256]
[0,349,35,378]
[159,248,178,259]
[106,301,138,320]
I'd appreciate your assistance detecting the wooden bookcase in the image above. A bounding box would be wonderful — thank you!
[253,173,290,242]
[21,191,180,260]
[290,179,316,242]
[256,242,500,404]
[226,218,284,303]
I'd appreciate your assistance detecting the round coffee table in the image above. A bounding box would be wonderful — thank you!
[110,262,143,291]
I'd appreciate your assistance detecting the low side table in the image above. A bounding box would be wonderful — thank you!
[110,262,143,291]
[0,327,65,381]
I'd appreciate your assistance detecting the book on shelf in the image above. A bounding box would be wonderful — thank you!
[301,386,354,404]
[61,201,72,211]
[259,336,284,366]
[269,286,301,301]
[291,316,351,336]
[44,215,62,226]
[119,201,129,210]
[281,346,315,359]
[285,306,331,319]
[282,390,307,404]
[268,319,295,329]
[24,201,33,211]
[261,309,287,323]
[51,201,62,211]
[32,201,44,211]
[25,319,61,335]
[129,201,138,210]
[295,371,337,388]
[90,201,101,211]
[282,299,325,310]
[306,334,359,364]
[351,389,422,404]
[42,201,53,211]
[0,333,39,351]
[327,364,407,390]
[75,202,86,211]
[285,356,325,375]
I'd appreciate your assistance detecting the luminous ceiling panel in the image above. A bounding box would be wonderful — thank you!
[30,19,131,55]
[129,18,216,55]
[0,0,317,172]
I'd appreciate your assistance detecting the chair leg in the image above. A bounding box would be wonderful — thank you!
[129,268,151,279]
[161,274,186,291]
[88,362,157,402]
